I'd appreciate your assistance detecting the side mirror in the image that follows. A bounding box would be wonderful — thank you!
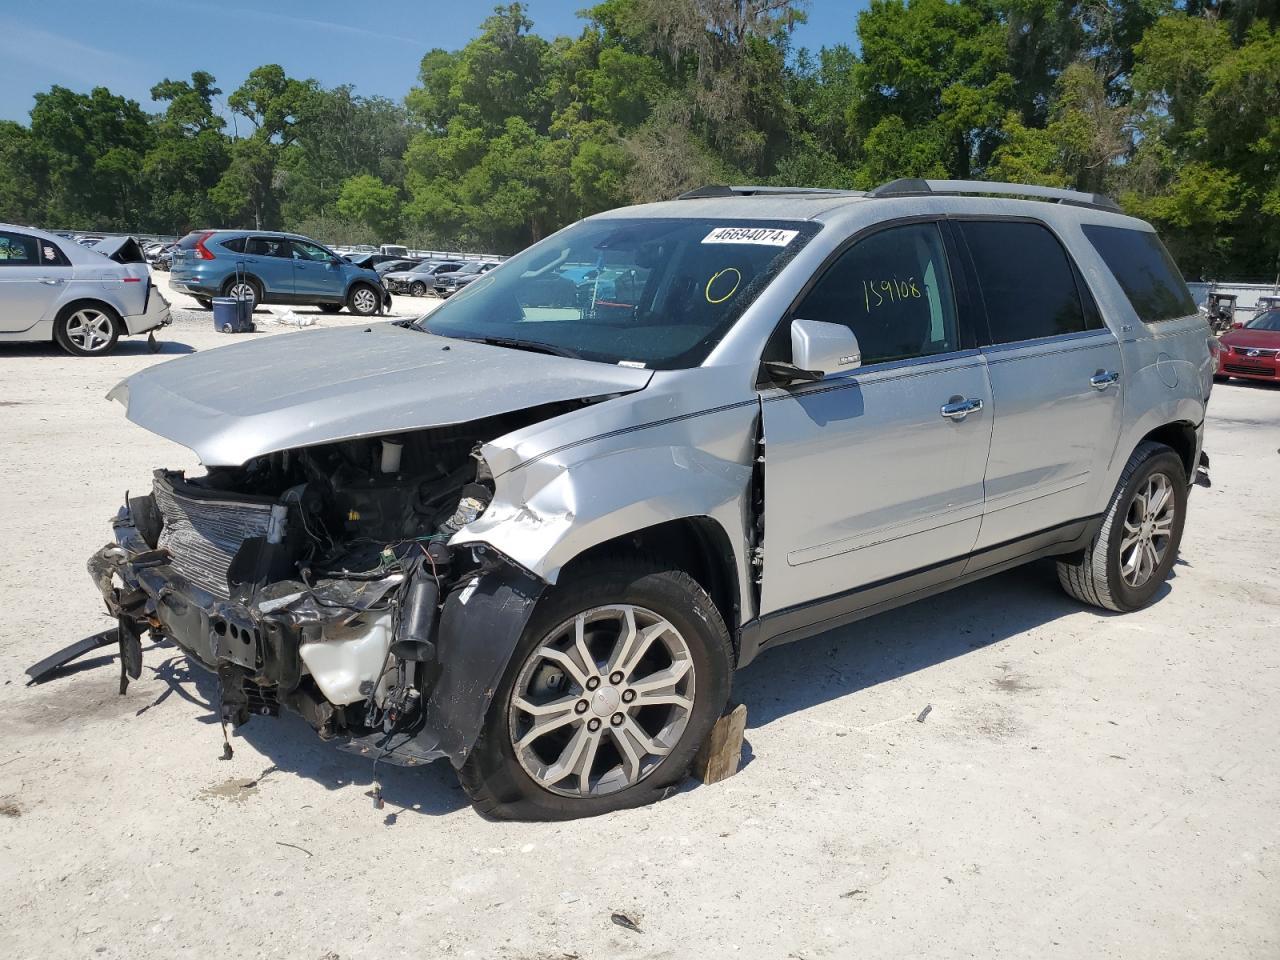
[1232,321,1244,329]
[764,318,861,384]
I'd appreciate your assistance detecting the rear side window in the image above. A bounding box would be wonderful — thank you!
[1081,224,1195,323]
[221,236,246,253]
[0,231,38,265]
[958,220,1092,344]
[246,237,288,258]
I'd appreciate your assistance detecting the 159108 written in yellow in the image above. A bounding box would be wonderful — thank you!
[862,278,921,311]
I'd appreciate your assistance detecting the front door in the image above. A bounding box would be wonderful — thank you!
[759,220,994,619]
[290,239,342,301]
[0,230,68,333]
[951,219,1124,552]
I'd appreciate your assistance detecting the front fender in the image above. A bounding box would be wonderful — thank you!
[456,401,758,615]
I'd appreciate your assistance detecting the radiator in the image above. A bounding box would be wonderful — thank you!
[153,475,284,598]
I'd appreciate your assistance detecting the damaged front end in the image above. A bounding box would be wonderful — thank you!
[89,415,552,768]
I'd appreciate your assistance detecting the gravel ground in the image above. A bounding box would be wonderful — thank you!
[0,293,1277,959]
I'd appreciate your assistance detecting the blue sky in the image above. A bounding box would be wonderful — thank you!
[0,0,863,124]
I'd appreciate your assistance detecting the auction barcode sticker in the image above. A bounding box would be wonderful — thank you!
[702,226,799,247]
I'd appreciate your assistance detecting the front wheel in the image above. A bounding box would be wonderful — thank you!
[347,284,380,316]
[458,561,733,820]
[1057,442,1188,612]
[410,281,426,297]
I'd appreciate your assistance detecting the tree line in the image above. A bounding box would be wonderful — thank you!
[1,0,1277,278]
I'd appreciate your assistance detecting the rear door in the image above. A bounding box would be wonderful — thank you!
[953,218,1123,552]
[0,230,70,333]
[243,236,294,296]
[759,219,994,618]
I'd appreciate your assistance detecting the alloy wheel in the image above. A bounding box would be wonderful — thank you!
[1120,472,1176,588]
[229,282,257,309]
[64,309,114,353]
[352,286,379,314]
[508,604,696,798]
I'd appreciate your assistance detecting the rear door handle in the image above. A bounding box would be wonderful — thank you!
[39,278,65,285]
[941,398,984,420]
[1090,370,1120,390]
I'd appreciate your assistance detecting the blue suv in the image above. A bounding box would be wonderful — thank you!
[169,231,390,315]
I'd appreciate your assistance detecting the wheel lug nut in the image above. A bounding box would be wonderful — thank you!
[575,700,589,714]
[587,718,601,732]
[621,689,636,703]
[586,677,600,691]
[609,671,624,685]
[611,713,624,726]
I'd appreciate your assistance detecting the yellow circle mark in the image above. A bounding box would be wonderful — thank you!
[705,267,742,304]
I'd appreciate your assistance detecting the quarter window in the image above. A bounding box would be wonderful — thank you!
[958,220,1091,344]
[0,231,39,265]
[1081,224,1195,324]
[791,222,959,365]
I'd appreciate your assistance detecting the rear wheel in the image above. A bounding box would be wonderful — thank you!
[458,560,733,820]
[1057,442,1188,612]
[195,297,213,309]
[222,277,260,312]
[347,283,380,316]
[54,304,121,357]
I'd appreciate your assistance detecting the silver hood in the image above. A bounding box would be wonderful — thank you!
[108,323,652,465]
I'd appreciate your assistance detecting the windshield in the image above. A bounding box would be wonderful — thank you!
[1245,310,1280,331]
[419,217,817,368]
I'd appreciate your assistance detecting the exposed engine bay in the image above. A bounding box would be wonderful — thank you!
[86,405,579,766]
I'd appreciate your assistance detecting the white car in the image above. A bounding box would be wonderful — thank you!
[0,223,171,356]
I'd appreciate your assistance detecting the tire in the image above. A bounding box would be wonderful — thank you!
[318,303,343,314]
[410,281,426,297]
[53,303,121,357]
[347,283,380,316]
[1057,441,1188,612]
[458,560,734,820]
[222,277,260,312]
[195,297,213,310]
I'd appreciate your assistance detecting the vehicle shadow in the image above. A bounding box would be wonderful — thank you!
[149,652,467,817]
[0,340,195,357]
[735,559,1174,729]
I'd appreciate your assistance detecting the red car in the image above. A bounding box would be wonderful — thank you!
[1217,310,1280,382]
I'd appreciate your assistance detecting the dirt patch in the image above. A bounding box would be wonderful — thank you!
[200,777,261,803]
[0,798,22,817]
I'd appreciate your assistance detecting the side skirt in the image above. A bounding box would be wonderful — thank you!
[736,515,1101,665]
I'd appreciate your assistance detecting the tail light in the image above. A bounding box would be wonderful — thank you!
[194,232,216,260]
[1207,336,1221,363]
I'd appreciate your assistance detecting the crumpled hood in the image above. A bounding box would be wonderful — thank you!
[108,323,652,465]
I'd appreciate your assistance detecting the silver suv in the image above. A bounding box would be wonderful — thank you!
[79,180,1212,819]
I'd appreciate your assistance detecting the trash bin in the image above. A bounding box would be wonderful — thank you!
[212,296,254,334]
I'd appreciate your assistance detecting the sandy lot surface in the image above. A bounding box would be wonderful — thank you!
[0,298,1277,959]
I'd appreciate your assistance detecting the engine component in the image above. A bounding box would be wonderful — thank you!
[390,568,440,662]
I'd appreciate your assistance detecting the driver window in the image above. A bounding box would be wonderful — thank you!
[291,239,331,261]
[794,222,959,365]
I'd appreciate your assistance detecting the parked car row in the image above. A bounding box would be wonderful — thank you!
[383,258,500,297]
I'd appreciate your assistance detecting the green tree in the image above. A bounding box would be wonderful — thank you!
[336,174,400,239]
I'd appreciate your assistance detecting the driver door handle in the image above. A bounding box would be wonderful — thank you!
[1090,370,1120,390]
[940,398,984,420]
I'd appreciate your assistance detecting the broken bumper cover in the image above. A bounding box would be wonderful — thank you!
[91,498,545,768]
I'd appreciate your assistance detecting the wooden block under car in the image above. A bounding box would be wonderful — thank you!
[692,702,747,784]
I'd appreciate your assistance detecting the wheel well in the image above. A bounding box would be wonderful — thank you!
[559,518,742,647]
[1139,421,1197,477]
[221,274,262,296]
[55,298,122,327]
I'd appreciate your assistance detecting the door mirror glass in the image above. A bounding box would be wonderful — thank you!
[791,318,861,376]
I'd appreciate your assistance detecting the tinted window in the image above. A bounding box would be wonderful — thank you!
[0,231,38,265]
[176,232,206,250]
[221,236,246,253]
[1081,224,1195,323]
[959,220,1088,343]
[791,222,959,365]
[246,237,288,258]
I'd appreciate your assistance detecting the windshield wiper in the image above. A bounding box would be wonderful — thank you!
[465,336,583,360]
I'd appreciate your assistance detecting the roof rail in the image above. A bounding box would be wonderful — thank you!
[675,184,865,200]
[867,178,1122,213]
